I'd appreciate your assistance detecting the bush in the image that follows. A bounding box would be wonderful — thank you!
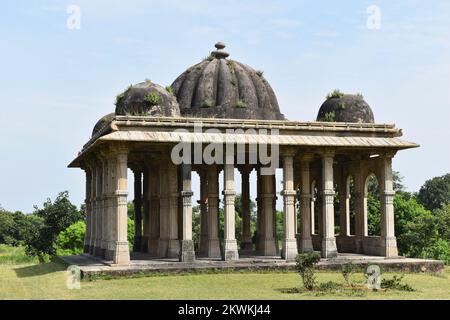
[295,252,321,290]
[56,221,86,256]
[317,281,342,292]
[381,275,415,292]
[341,262,356,286]
[145,92,160,106]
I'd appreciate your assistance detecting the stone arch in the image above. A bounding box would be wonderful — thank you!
[365,173,381,236]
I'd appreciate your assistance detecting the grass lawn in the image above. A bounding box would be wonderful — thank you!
[1,246,449,300]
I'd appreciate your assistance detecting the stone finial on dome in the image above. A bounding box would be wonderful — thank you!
[211,42,229,59]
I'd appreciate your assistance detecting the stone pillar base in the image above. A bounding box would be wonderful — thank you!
[180,240,196,262]
[382,237,398,257]
[133,236,142,253]
[167,239,180,259]
[148,239,159,257]
[83,245,91,254]
[140,236,149,253]
[112,241,130,265]
[223,239,239,261]
[261,238,277,256]
[157,239,168,258]
[206,238,221,259]
[282,238,298,260]
[321,237,338,258]
[240,241,253,251]
[300,237,314,253]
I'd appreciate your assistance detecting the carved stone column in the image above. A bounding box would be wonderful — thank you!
[379,153,398,257]
[260,174,277,256]
[255,167,263,252]
[133,168,143,252]
[321,150,338,258]
[83,167,92,254]
[142,167,150,253]
[197,168,208,254]
[167,159,180,258]
[300,154,314,252]
[108,145,130,265]
[180,164,195,262]
[239,166,252,250]
[354,159,367,253]
[88,164,96,255]
[206,165,221,258]
[148,164,160,256]
[281,154,298,260]
[158,158,169,257]
[223,161,239,261]
[93,159,103,258]
[100,156,109,258]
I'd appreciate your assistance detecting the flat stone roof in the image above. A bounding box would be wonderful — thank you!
[69,116,419,168]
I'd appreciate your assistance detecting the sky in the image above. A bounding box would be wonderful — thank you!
[0,0,449,213]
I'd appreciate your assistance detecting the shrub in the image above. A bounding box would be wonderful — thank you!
[165,86,174,95]
[326,89,344,100]
[341,262,356,286]
[256,70,264,77]
[321,111,335,122]
[295,252,321,290]
[145,92,160,106]
[235,99,247,108]
[201,99,214,108]
[318,281,342,292]
[56,221,86,256]
[381,275,415,292]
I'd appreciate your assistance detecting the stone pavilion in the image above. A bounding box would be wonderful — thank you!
[69,43,418,265]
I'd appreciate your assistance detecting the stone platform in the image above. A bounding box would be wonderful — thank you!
[60,252,445,279]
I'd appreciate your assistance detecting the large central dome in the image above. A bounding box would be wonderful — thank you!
[171,43,285,120]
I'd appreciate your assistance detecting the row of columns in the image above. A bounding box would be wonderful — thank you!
[83,146,397,264]
[298,151,398,258]
[83,146,130,265]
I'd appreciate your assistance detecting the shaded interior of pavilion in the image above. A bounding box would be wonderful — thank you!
[83,143,398,264]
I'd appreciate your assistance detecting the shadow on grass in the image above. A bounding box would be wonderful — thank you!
[14,261,66,278]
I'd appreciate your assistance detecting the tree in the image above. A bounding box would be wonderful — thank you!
[24,191,83,262]
[56,221,86,256]
[417,173,450,211]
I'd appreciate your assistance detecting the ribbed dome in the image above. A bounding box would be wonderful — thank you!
[115,81,180,117]
[92,113,115,137]
[171,43,285,120]
[317,93,375,123]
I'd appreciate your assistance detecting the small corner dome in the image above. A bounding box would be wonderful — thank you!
[171,42,285,120]
[317,92,375,123]
[92,112,115,137]
[115,81,181,117]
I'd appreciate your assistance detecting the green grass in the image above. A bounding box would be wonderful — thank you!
[0,246,449,300]
[0,245,37,265]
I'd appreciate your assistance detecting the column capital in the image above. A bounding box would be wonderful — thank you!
[300,153,315,163]
[381,150,397,159]
[320,148,335,158]
[281,147,297,157]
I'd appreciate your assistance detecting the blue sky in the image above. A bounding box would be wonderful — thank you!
[0,0,449,212]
